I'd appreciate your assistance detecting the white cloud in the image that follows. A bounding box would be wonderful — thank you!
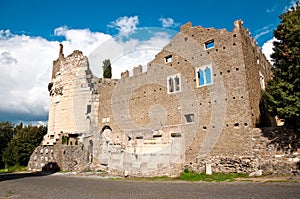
[159,17,180,28]
[0,51,17,64]
[0,31,58,122]
[88,28,176,79]
[254,24,274,40]
[108,16,139,35]
[54,26,111,55]
[0,27,112,123]
[0,24,177,123]
[262,37,278,63]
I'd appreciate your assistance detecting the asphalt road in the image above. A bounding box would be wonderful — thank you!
[0,173,299,199]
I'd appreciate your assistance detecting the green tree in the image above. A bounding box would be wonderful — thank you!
[2,125,47,167]
[0,122,16,168]
[263,2,300,133]
[102,59,112,78]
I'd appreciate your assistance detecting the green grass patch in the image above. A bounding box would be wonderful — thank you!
[58,170,71,173]
[178,169,249,182]
[148,176,170,181]
[122,175,170,181]
[0,165,27,173]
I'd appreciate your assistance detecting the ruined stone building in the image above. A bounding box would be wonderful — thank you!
[28,20,299,176]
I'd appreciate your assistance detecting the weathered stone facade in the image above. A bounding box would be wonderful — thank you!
[28,21,299,177]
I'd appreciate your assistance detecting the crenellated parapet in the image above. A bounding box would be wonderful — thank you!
[133,65,143,76]
[121,70,129,79]
[120,65,147,80]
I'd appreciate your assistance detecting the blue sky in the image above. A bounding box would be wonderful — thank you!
[0,0,297,124]
[1,0,294,45]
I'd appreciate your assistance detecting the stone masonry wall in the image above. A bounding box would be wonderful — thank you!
[44,50,94,146]
[189,127,300,175]
[28,144,89,172]
[29,20,298,177]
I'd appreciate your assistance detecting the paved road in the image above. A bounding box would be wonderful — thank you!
[0,173,299,199]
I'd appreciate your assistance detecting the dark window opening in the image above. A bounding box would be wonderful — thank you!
[86,105,91,114]
[205,40,214,49]
[174,76,180,91]
[168,77,174,93]
[165,55,173,63]
[168,74,181,93]
[185,114,195,123]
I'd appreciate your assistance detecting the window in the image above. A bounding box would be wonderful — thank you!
[165,55,173,63]
[167,74,181,94]
[205,40,215,49]
[196,66,213,87]
[259,71,265,90]
[86,105,91,114]
[184,114,195,123]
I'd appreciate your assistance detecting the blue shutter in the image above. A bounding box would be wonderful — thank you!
[198,69,204,86]
[205,67,212,84]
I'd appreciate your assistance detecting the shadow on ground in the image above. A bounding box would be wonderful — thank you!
[0,162,60,182]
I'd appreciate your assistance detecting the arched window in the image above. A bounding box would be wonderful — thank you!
[167,74,181,94]
[174,75,180,91]
[168,77,174,93]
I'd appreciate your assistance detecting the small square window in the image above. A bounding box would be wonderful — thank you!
[184,114,194,123]
[165,55,173,63]
[205,40,215,49]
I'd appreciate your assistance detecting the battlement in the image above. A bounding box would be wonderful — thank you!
[120,65,148,80]
[121,70,129,79]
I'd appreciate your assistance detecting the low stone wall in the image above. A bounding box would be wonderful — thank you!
[28,144,89,172]
[188,127,299,175]
[28,127,300,176]
[28,146,56,172]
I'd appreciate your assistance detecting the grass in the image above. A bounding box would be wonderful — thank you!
[122,169,250,182]
[0,165,27,173]
[177,170,249,182]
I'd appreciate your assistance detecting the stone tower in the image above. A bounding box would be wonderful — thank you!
[43,46,95,146]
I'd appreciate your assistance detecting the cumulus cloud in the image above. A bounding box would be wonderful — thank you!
[159,17,180,28]
[262,37,278,63]
[108,16,139,35]
[0,51,17,64]
[0,27,112,124]
[88,28,177,79]
[54,26,112,55]
[0,31,58,123]
[0,19,177,124]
